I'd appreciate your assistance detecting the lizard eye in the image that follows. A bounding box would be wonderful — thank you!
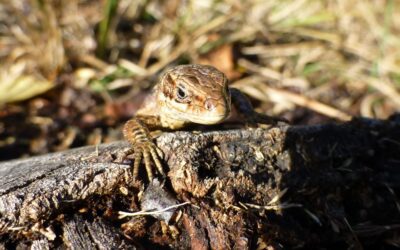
[176,85,188,101]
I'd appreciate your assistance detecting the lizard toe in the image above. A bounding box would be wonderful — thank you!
[148,144,164,176]
[123,142,165,182]
[142,145,154,181]
[132,150,142,180]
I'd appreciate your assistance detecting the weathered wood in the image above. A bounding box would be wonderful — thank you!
[0,142,132,228]
[62,215,132,249]
[0,116,399,248]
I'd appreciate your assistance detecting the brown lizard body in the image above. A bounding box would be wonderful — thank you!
[123,64,282,181]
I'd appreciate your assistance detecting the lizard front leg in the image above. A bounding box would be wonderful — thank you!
[122,116,164,181]
[229,88,287,125]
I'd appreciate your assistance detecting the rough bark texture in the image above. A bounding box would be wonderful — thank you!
[1,116,400,249]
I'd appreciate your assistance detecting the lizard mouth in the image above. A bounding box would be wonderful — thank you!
[187,113,228,124]
[185,103,230,124]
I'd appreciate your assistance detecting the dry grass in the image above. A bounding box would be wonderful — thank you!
[0,0,399,118]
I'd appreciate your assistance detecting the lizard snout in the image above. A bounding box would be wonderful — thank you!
[204,98,218,111]
[200,97,230,124]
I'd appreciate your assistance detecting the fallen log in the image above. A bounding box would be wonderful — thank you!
[1,115,399,249]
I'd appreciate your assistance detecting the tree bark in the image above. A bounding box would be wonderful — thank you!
[1,116,400,249]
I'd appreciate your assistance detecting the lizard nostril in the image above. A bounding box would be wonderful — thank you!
[205,98,217,111]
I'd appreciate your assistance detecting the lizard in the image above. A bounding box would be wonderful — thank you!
[122,64,283,181]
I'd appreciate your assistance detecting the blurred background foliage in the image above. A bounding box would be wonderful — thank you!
[0,0,399,159]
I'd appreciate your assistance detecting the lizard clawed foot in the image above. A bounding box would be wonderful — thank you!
[123,141,164,181]
[122,118,166,182]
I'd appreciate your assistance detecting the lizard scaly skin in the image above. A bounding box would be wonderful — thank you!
[123,64,282,181]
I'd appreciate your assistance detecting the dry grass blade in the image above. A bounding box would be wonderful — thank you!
[0,63,53,104]
[264,86,352,121]
[238,59,310,89]
[236,61,352,121]
[237,80,352,121]
[242,41,325,58]
[0,1,65,103]
[353,75,400,108]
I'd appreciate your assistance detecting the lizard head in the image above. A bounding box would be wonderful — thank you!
[158,64,231,125]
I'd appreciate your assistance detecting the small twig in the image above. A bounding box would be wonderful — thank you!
[118,201,191,219]
[267,188,288,205]
[244,202,302,211]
